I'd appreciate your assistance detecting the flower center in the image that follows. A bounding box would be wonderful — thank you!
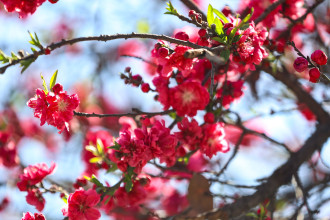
[182,90,194,104]
[57,99,68,112]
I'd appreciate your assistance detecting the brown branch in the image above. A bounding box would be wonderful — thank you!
[73,108,174,118]
[276,0,325,40]
[0,33,203,74]
[254,0,286,25]
[182,123,330,219]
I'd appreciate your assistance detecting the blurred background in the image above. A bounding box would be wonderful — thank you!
[0,0,329,219]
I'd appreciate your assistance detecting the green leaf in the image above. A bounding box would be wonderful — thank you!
[232,35,241,43]
[165,1,178,15]
[240,23,250,30]
[106,163,118,173]
[125,180,133,192]
[40,74,49,94]
[214,18,223,35]
[228,8,254,44]
[213,8,229,23]
[168,112,176,119]
[220,49,230,62]
[61,194,68,204]
[11,52,18,60]
[212,36,227,44]
[207,4,215,27]
[20,58,35,74]
[91,174,103,187]
[96,138,104,154]
[108,141,120,150]
[89,157,102,163]
[49,70,58,91]
[242,7,254,24]
[84,176,91,181]
[246,212,258,218]
[0,50,10,63]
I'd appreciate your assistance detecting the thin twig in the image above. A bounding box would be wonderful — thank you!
[73,108,174,118]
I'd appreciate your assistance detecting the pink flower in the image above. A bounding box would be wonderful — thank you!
[170,80,209,117]
[216,80,244,108]
[27,83,80,133]
[22,212,46,220]
[311,50,328,66]
[26,189,45,212]
[1,0,47,18]
[82,130,114,176]
[175,117,202,150]
[63,188,101,220]
[293,57,308,72]
[17,162,56,191]
[114,181,147,207]
[200,123,229,158]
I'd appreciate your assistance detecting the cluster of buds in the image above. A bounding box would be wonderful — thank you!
[120,67,151,93]
[188,10,202,23]
[293,50,328,83]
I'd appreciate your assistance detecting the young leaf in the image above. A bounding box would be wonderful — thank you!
[0,50,10,63]
[89,157,103,164]
[207,4,215,27]
[212,36,227,44]
[20,58,36,74]
[91,174,103,187]
[49,70,58,91]
[213,8,229,23]
[40,74,49,94]
[214,18,223,35]
[96,138,104,155]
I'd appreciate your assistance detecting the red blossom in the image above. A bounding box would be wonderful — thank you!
[170,80,209,117]
[26,189,45,212]
[114,181,147,207]
[217,80,244,108]
[201,123,229,158]
[17,162,56,191]
[0,0,47,18]
[63,188,101,220]
[27,83,80,133]
[175,117,202,150]
[22,212,46,220]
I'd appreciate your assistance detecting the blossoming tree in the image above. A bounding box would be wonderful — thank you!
[0,0,329,219]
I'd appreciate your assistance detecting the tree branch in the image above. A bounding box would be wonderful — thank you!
[254,0,286,25]
[73,108,174,118]
[0,33,203,74]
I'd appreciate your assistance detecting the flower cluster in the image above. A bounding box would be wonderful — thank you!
[232,22,269,70]
[22,212,46,220]
[27,83,79,133]
[17,162,56,211]
[176,118,229,158]
[115,120,178,173]
[293,50,327,83]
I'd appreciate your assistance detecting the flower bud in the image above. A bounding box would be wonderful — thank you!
[293,57,308,72]
[311,50,327,65]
